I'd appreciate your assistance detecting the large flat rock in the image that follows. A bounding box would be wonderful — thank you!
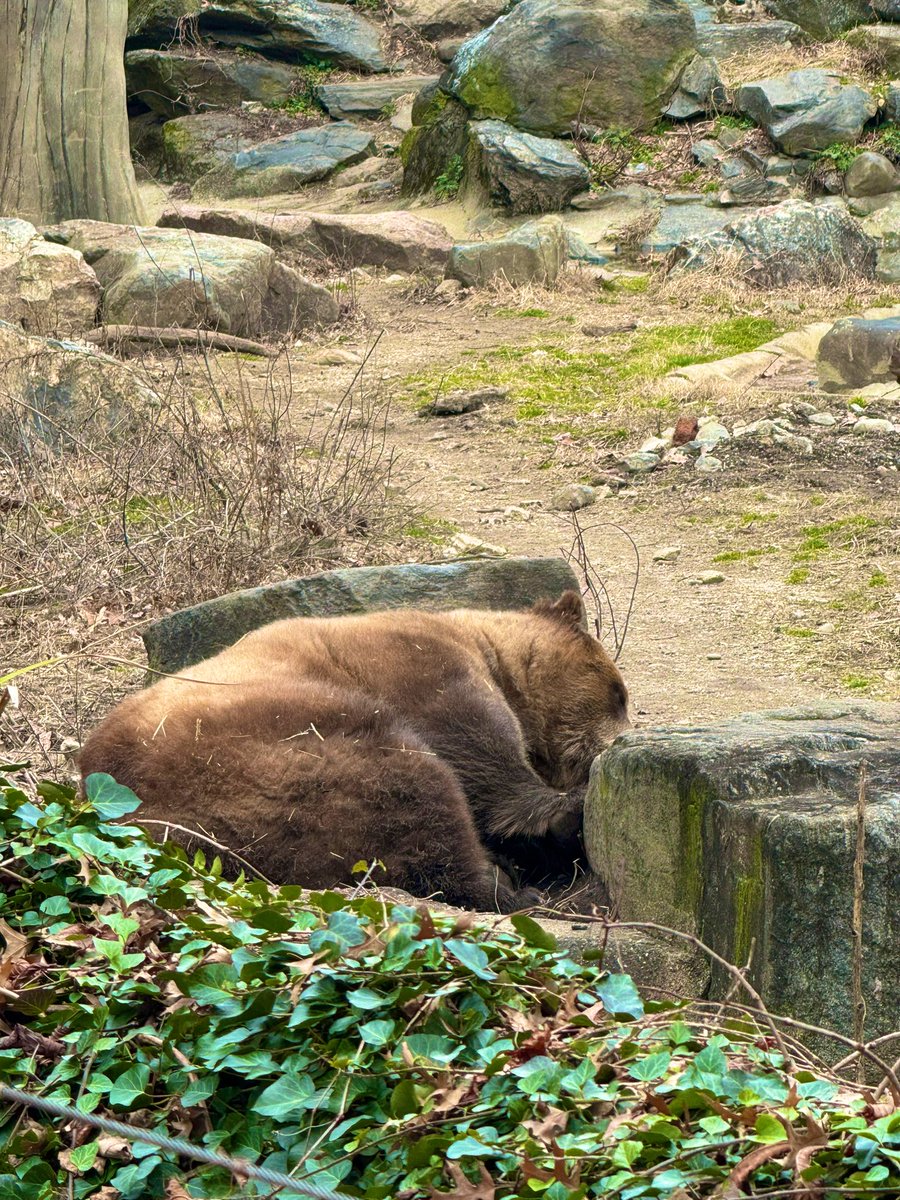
[143,557,579,674]
[584,703,900,1037]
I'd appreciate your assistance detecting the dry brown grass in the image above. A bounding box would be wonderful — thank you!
[718,41,886,88]
[0,344,412,772]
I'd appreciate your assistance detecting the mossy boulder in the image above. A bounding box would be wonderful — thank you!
[585,702,900,1039]
[143,557,580,674]
[446,0,696,136]
[762,0,871,39]
[400,90,470,195]
[161,112,250,182]
[468,120,590,213]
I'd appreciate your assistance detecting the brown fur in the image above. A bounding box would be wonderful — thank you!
[79,591,630,912]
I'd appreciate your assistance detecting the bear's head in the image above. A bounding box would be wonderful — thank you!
[523,590,631,790]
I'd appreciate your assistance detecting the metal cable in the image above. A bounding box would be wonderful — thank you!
[0,1083,349,1200]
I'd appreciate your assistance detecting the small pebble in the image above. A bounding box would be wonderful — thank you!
[640,435,670,455]
[653,546,682,563]
[695,454,724,474]
[624,451,660,473]
[695,421,730,449]
[548,483,596,512]
[807,412,836,427]
[853,416,895,434]
[816,622,836,635]
[706,653,723,661]
[689,571,726,585]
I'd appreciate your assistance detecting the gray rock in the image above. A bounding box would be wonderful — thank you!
[664,54,726,120]
[447,216,568,287]
[428,386,507,415]
[845,24,900,76]
[125,49,295,117]
[565,231,609,265]
[584,702,900,1039]
[876,248,900,282]
[158,204,452,273]
[886,80,900,124]
[853,415,896,433]
[198,0,388,72]
[46,219,338,336]
[143,557,581,674]
[807,411,836,426]
[0,219,99,336]
[717,156,790,207]
[195,122,376,198]
[735,70,876,156]
[161,112,251,182]
[761,0,872,37]
[548,483,596,512]
[817,316,900,391]
[696,18,804,58]
[695,454,724,472]
[874,0,900,15]
[623,451,660,473]
[642,201,753,256]
[844,152,899,199]
[673,200,876,288]
[695,420,730,447]
[446,0,697,136]
[390,0,510,39]
[0,319,155,449]
[316,75,440,120]
[401,91,471,196]
[468,120,590,214]
[689,570,725,583]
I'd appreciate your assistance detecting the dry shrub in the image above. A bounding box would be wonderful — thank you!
[0,345,409,767]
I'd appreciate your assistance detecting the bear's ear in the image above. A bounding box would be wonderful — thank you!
[534,590,586,628]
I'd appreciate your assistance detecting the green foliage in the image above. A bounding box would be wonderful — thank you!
[813,142,861,173]
[713,114,755,134]
[875,122,900,161]
[792,515,880,562]
[277,60,333,116]
[434,155,465,200]
[0,769,896,1200]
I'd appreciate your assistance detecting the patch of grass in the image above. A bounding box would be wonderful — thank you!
[875,121,900,161]
[792,515,879,562]
[403,515,457,543]
[813,142,861,173]
[676,168,702,188]
[714,114,755,133]
[402,317,783,433]
[276,60,333,116]
[615,275,650,294]
[786,567,810,584]
[783,626,817,639]
[434,154,464,200]
[712,546,778,563]
[738,510,779,527]
[843,672,872,691]
[869,568,889,587]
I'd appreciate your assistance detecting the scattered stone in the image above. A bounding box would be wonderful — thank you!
[807,411,837,426]
[623,451,660,473]
[548,483,596,512]
[664,54,726,120]
[157,205,452,273]
[639,436,669,455]
[197,0,388,73]
[844,151,899,198]
[45,220,338,336]
[427,386,507,416]
[446,216,568,288]
[584,702,900,1038]
[316,75,440,120]
[845,24,900,76]
[735,70,876,156]
[446,0,696,136]
[468,120,591,214]
[565,233,609,266]
[673,414,700,445]
[125,49,295,117]
[695,420,730,449]
[642,201,752,256]
[689,570,725,584]
[695,17,805,58]
[653,546,682,563]
[195,122,376,199]
[161,111,250,182]
[674,200,877,288]
[443,532,508,558]
[144,558,580,674]
[887,80,900,123]
[774,431,814,454]
[0,219,99,335]
[695,454,724,473]
[817,315,900,390]
[853,415,896,433]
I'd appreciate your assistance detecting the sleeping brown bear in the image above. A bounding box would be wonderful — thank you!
[78,590,630,912]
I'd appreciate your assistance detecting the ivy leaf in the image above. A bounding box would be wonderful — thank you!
[255,1072,318,1118]
[754,1114,787,1144]
[85,773,142,819]
[67,1141,99,1172]
[598,974,644,1019]
[108,1064,150,1109]
[511,914,558,952]
[445,939,495,980]
[358,1019,395,1046]
[629,1050,671,1082]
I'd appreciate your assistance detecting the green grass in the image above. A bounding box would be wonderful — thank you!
[494,307,551,319]
[712,546,778,564]
[786,567,810,585]
[403,515,457,543]
[842,672,873,691]
[783,626,817,639]
[792,516,879,562]
[403,317,783,431]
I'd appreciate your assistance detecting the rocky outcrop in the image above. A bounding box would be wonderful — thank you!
[585,702,900,1039]
[143,557,580,674]
[844,24,900,76]
[401,91,471,195]
[194,123,376,198]
[446,216,568,287]
[161,112,251,182]
[817,315,900,390]
[125,49,295,116]
[390,0,510,40]
[735,70,876,156]
[762,0,872,39]
[158,205,453,272]
[672,200,877,287]
[446,0,696,136]
[664,54,726,121]
[44,221,339,336]
[468,120,590,214]
[0,219,100,335]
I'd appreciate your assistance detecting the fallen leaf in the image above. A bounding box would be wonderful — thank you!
[165,1182,193,1200]
[430,1162,495,1200]
[522,1107,570,1144]
[0,920,29,987]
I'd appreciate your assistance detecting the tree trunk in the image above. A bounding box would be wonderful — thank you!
[0,0,145,224]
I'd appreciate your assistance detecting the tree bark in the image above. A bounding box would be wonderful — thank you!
[0,0,145,224]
